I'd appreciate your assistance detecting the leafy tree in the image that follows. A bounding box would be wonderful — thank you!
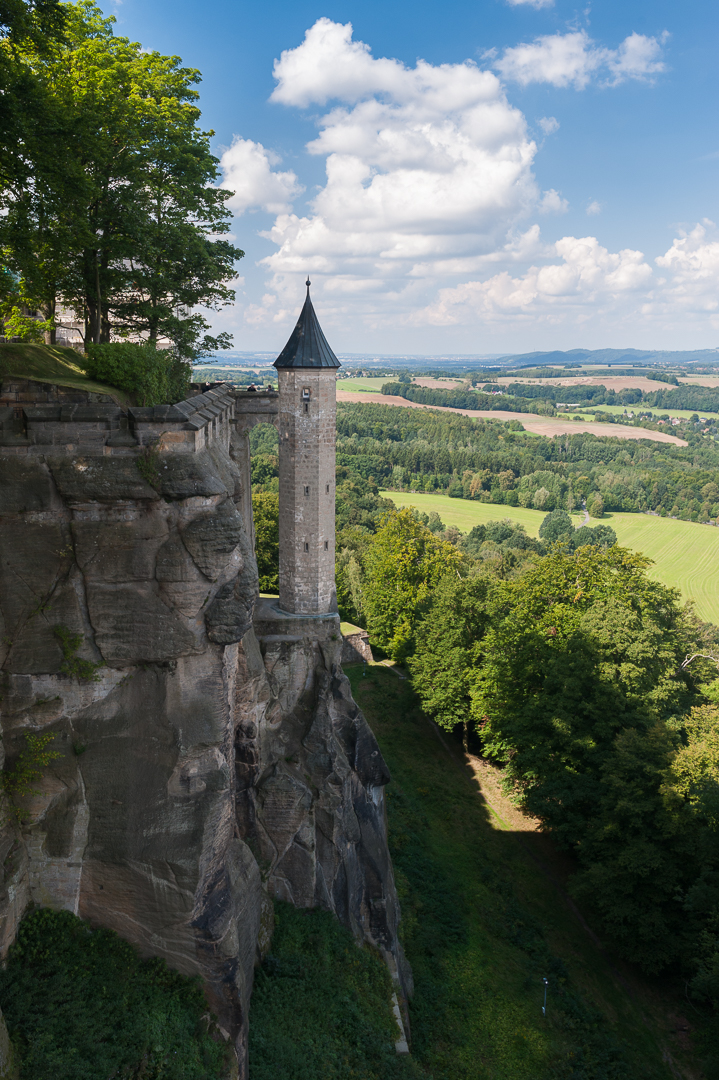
[0,1,242,356]
[252,492,279,594]
[573,523,617,549]
[336,524,371,625]
[0,0,65,198]
[470,546,703,968]
[362,508,462,660]
[538,508,573,545]
[410,574,491,732]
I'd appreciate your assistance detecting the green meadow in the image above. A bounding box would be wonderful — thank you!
[338,377,395,391]
[380,489,719,625]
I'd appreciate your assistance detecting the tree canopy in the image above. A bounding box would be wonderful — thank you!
[0,1,242,358]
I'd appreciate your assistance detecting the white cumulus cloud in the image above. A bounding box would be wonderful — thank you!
[539,189,568,214]
[539,116,560,135]
[262,18,539,303]
[419,235,653,325]
[219,137,303,215]
[495,29,667,89]
[654,221,719,314]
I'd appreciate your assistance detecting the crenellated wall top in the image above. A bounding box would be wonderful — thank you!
[0,383,280,456]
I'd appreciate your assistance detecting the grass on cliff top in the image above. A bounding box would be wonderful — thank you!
[0,908,232,1080]
[0,343,130,404]
[342,664,707,1080]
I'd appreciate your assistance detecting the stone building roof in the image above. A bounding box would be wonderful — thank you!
[273,279,341,370]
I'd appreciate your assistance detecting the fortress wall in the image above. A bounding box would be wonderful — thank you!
[0,379,409,1075]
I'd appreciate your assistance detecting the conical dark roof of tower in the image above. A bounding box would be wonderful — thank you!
[273,279,341,369]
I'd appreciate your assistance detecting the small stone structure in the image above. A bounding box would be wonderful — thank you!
[341,630,373,665]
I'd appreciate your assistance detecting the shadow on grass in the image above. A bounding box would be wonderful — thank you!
[346,663,705,1080]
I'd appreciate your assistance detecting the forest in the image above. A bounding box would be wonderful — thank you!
[249,400,719,1072]
[251,402,719,522]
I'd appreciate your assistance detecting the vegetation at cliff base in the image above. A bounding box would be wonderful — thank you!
[249,902,420,1080]
[346,665,668,1080]
[0,908,231,1080]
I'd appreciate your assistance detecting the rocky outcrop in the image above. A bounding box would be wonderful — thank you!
[0,384,409,1075]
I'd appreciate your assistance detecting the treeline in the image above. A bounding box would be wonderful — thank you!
[337,402,719,521]
[644,385,719,413]
[0,0,240,358]
[339,506,719,1069]
[381,381,557,415]
[384,377,719,416]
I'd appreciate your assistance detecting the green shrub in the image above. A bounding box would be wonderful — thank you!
[0,909,231,1080]
[82,343,190,405]
[249,903,419,1080]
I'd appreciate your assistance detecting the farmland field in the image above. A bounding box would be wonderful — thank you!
[337,390,687,445]
[337,377,392,392]
[379,489,719,625]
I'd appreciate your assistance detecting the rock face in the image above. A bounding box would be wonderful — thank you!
[0,385,409,1076]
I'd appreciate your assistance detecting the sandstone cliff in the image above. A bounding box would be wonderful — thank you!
[0,382,409,1075]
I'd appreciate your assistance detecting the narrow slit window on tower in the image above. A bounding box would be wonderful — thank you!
[304,485,309,495]
[326,483,330,493]
[304,542,309,552]
[324,541,328,550]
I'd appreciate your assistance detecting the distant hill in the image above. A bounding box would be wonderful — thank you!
[497,347,719,368]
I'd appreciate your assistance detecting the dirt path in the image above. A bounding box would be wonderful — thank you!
[336,390,688,446]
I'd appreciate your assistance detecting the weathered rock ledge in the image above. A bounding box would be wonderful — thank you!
[0,382,409,1076]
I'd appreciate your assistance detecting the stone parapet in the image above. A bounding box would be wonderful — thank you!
[252,596,340,644]
[0,377,116,409]
[0,383,236,455]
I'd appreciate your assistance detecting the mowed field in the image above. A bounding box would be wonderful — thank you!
[337,377,392,392]
[379,489,719,625]
[337,389,687,445]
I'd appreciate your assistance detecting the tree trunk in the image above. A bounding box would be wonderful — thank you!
[94,253,102,344]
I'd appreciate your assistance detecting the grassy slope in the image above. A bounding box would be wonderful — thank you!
[380,490,719,625]
[347,664,704,1080]
[339,377,396,392]
[0,343,130,404]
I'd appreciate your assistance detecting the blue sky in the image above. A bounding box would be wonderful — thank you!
[110,0,719,355]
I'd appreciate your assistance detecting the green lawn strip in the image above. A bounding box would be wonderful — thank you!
[248,902,423,1080]
[379,490,719,624]
[0,908,231,1080]
[0,343,130,405]
[339,377,397,392]
[348,665,698,1079]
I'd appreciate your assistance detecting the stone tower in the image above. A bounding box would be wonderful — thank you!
[274,279,341,615]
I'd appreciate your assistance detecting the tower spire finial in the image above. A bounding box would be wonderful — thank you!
[306,276,311,292]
